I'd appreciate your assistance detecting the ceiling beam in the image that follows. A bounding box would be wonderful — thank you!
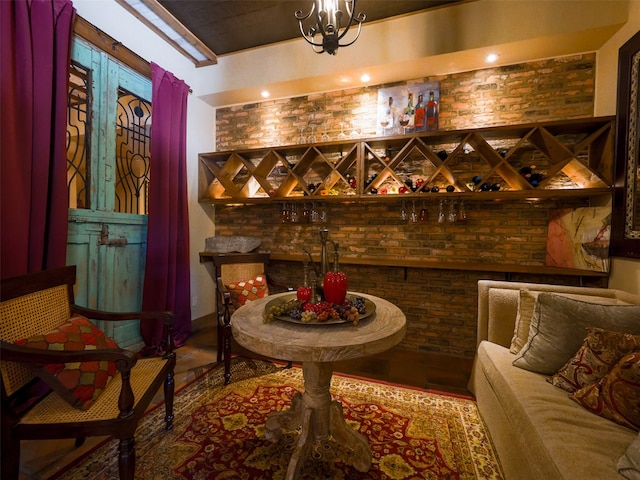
[115,0,217,67]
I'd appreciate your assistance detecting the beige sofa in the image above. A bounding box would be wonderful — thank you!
[469,280,640,480]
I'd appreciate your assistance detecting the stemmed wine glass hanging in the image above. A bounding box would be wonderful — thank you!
[400,201,407,222]
[419,203,428,222]
[338,122,347,139]
[457,200,468,222]
[321,125,330,142]
[295,123,334,144]
[296,127,306,144]
[438,200,446,224]
[399,200,468,224]
[447,201,457,223]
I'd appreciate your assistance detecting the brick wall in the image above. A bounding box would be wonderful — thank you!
[211,54,606,358]
[214,200,607,358]
[216,54,595,150]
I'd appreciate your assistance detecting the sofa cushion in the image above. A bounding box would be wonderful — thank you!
[510,290,630,354]
[571,351,640,431]
[512,294,640,375]
[476,341,637,480]
[548,327,640,393]
[15,315,119,410]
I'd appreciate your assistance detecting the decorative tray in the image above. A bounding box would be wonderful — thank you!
[264,294,376,325]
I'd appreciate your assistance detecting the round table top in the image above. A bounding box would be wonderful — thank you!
[231,292,407,363]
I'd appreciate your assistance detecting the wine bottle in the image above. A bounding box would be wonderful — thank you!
[388,96,397,133]
[414,93,425,131]
[380,97,394,134]
[426,91,438,131]
[403,93,415,130]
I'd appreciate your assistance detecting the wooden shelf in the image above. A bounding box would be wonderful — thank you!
[199,116,615,205]
[196,188,611,205]
[268,253,609,278]
[199,251,609,278]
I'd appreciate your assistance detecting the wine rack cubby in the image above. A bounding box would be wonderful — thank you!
[199,117,615,204]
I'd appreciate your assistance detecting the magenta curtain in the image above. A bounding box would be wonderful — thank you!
[1,0,75,279]
[140,63,192,353]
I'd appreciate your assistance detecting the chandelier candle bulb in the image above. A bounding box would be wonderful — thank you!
[295,0,366,55]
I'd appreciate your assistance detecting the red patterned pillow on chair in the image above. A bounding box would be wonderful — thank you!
[225,274,269,309]
[15,315,119,410]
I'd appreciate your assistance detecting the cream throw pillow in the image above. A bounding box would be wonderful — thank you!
[509,290,537,354]
[618,433,640,480]
[509,289,630,355]
[512,293,640,375]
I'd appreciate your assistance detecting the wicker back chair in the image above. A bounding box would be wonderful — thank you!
[211,253,292,384]
[0,266,176,480]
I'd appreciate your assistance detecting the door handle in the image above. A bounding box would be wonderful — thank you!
[98,224,128,247]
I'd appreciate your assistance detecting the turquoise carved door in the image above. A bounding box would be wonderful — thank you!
[66,38,151,349]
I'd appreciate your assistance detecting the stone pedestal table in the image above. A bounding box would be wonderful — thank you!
[231,292,407,480]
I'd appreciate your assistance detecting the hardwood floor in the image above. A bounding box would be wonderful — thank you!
[17,315,473,479]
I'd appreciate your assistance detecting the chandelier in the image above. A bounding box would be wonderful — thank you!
[295,0,366,55]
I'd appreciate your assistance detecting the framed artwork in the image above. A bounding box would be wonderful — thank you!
[376,82,440,136]
[612,30,640,258]
[546,206,611,273]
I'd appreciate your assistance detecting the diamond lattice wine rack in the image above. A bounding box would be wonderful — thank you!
[198,117,615,204]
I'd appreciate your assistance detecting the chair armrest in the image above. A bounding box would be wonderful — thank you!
[0,341,137,372]
[71,305,174,325]
[71,306,175,356]
[217,277,232,306]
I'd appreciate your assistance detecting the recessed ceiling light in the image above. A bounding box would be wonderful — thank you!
[360,73,371,83]
[486,53,499,63]
[261,90,270,98]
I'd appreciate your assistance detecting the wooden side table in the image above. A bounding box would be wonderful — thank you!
[231,292,407,479]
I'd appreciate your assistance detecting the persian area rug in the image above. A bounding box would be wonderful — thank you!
[53,358,504,480]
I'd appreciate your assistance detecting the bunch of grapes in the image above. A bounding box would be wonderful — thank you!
[300,311,316,323]
[316,303,340,322]
[334,304,360,325]
[264,299,303,323]
[335,303,353,317]
[302,302,322,313]
[350,296,367,314]
[264,296,366,326]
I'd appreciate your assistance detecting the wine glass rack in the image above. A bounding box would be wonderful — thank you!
[198,117,615,204]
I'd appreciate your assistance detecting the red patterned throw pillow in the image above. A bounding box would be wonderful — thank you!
[570,351,640,431]
[548,327,640,393]
[15,315,119,410]
[225,274,269,309]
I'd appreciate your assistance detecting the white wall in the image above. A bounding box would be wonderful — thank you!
[595,0,640,295]
[73,0,218,318]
